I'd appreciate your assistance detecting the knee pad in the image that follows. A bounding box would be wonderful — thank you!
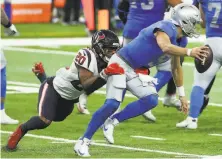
[154,71,172,92]
[140,94,158,109]
[105,99,120,110]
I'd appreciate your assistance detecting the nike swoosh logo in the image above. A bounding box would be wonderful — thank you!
[103,126,108,131]
[78,150,85,156]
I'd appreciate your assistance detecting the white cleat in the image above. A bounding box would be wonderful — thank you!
[74,138,91,157]
[103,118,118,144]
[163,94,181,110]
[0,110,19,125]
[142,110,156,122]
[176,116,198,129]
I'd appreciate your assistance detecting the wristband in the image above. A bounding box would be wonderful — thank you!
[186,49,192,56]
[177,86,185,97]
[4,21,12,28]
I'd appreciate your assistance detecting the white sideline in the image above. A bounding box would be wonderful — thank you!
[209,134,222,137]
[1,36,205,46]
[3,46,195,67]
[7,81,222,107]
[0,130,208,158]
[131,135,166,141]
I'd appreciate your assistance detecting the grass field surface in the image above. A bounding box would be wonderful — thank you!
[1,43,222,158]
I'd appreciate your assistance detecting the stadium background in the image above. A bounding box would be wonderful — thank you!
[1,0,222,158]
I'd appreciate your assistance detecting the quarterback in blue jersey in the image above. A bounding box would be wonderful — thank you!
[177,0,222,129]
[74,4,209,157]
[119,0,184,121]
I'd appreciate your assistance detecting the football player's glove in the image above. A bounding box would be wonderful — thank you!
[100,63,124,79]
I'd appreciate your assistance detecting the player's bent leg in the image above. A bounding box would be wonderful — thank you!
[177,58,220,129]
[6,116,51,150]
[103,94,158,144]
[77,93,90,115]
[200,75,216,114]
[1,67,18,124]
[75,99,120,156]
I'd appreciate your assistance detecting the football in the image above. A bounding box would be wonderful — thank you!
[194,45,213,73]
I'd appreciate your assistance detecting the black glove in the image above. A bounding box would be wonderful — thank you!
[118,0,129,24]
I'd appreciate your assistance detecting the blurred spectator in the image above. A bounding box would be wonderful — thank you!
[63,0,81,25]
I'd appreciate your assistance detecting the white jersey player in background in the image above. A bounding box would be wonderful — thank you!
[1,8,18,124]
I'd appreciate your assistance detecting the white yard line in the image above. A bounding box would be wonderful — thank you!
[1,36,204,46]
[209,134,222,137]
[131,135,166,141]
[7,81,222,107]
[0,130,208,158]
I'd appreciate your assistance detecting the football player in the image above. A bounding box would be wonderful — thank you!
[1,8,19,124]
[176,0,222,129]
[118,0,184,121]
[6,30,120,151]
[32,62,91,115]
[74,4,208,157]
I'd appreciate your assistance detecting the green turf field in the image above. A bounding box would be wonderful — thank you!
[1,43,222,158]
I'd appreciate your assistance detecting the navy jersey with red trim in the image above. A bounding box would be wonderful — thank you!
[119,20,187,69]
[195,0,222,37]
[123,0,166,39]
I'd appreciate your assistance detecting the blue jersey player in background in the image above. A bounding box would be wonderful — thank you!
[74,4,209,157]
[177,0,222,129]
[118,0,184,122]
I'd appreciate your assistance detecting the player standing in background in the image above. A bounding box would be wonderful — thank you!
[74,4,209,157]
[177,0,222,129]
[6,30,121,151]
[1,8,18,124]
[118,0,183,121]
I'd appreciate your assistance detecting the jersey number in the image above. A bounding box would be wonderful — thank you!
[75,52,86,65]
[208,2,222,28]
[130,0,154,10]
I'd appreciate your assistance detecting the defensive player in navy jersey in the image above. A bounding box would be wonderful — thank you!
[177,0,222,129]
[74,4,209,157]
[119,0,183,121]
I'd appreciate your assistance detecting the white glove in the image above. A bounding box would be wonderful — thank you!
[4,24,18,36]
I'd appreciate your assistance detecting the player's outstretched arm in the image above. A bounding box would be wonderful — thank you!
[1,8,18,36]
[77,65,106,95]
[171,56,188,114]
[155,31,209,61]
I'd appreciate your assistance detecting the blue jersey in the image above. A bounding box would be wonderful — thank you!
[123,0,166,39]
[118,20,188,69]
[196,0,222,37]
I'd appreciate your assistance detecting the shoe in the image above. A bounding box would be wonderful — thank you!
[32,62,45,76]
[6,125,25,150]
[0,110,19,124]
[74,138,91,157]
[176,116,198,129]
[142,110,156,122]
[103,118,118,144]
[163,94,181,110]
[200,96,209,114]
